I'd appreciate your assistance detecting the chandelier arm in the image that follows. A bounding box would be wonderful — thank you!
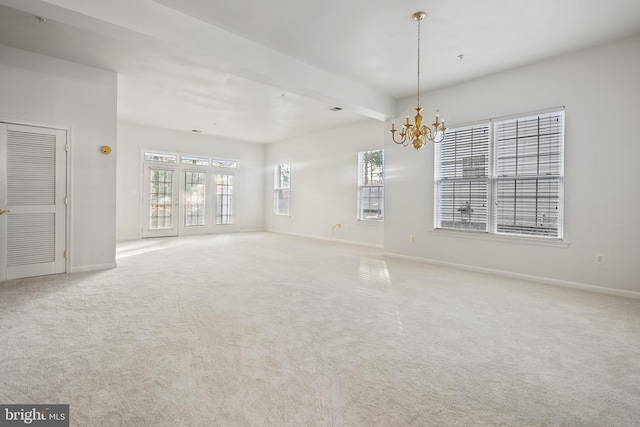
[391,132,409,146]
[424,126,434,142]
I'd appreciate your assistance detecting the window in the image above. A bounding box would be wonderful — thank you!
[184,171,206,227]
[149,169,174,229]
[142,150,240,236]
[144,152,177,163]
[181,155,209,166]
[274,163,290,215]
[358,150,384,221]
[435,124,490,231]
[216,174,234,225]
[212,159,238,168]
[435,109,564,239]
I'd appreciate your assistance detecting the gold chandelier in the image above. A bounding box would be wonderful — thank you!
[390,12,446,149]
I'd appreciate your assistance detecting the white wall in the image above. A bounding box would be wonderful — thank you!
[385,35,640,297]
[0,45,117,272]
[265,119,385,246]
[116,122,265,240]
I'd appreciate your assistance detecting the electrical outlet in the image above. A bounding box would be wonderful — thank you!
[594,254,605,265]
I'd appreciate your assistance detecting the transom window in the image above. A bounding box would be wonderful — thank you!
[435,109,564,239]
[145,152,177,163]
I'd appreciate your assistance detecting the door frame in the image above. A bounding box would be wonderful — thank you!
[141,163,180,238]
[0,117,71,280]
[178,167,213,236]
[212,169,238,233]
[140,150,240,238]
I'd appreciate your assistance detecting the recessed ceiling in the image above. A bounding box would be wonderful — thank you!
[0,0,639,143]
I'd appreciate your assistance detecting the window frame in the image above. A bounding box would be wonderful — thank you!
[357,149,385,222]
[273,162,291,216]
[215,172,234,225]
[434,108,565,241]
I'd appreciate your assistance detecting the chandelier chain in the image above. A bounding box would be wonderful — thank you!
[416,17,421,109]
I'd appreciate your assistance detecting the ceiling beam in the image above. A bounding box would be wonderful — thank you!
[0,0,395,121]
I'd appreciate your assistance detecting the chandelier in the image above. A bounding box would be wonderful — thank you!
[390,12,446,149]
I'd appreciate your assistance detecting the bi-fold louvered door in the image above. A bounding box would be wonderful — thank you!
[0,123,67,280]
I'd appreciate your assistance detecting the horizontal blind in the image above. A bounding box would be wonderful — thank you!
[494,111,563,237]
[436,123,490,231]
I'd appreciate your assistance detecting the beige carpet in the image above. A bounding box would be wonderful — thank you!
[1,232,639,426]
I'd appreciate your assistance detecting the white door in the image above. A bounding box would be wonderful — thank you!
[179,169,212,235]
[0,123,67,281]
[142,164,179,238]
[214,172,236,231]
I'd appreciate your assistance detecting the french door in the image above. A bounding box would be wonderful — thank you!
[0,123,67,280]
[179,169,212,235]
[142,165,235,238]
[142,165,179,238]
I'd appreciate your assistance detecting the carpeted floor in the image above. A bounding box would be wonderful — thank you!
[1,232,639,426]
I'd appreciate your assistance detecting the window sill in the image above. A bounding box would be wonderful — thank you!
[357,219,384,226]
[431,229,570,248]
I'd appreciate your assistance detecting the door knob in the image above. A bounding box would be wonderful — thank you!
[0,209,8,215]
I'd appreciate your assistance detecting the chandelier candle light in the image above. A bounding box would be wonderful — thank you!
[390,11,446,149]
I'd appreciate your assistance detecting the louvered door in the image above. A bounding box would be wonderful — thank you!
[0,123,67,280]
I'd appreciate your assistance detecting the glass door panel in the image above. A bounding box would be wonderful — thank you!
[184,171,206,227]
[143,165,178,237]
[216,174,233,225]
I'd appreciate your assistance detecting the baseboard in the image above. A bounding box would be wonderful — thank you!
[116,235,140,242]
[267,229,383,249]
[384,252,640,300]
[70,263,117,273]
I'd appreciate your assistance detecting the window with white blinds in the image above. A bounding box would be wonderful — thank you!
[358,150,384,221]
[435,109,564,239]
[274,163,290,215]
[494,111,563,237]
[435,124,490,231]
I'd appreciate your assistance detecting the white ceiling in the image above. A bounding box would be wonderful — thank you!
[1,0,639,143]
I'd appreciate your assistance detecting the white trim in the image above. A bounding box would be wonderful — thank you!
[490,105,565,124]
[384,252,640,300]
[443,106,566,131]
[71,263,117,273]
[430,229,570,248]
[116,235,140,242]
[356,219,384,226]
